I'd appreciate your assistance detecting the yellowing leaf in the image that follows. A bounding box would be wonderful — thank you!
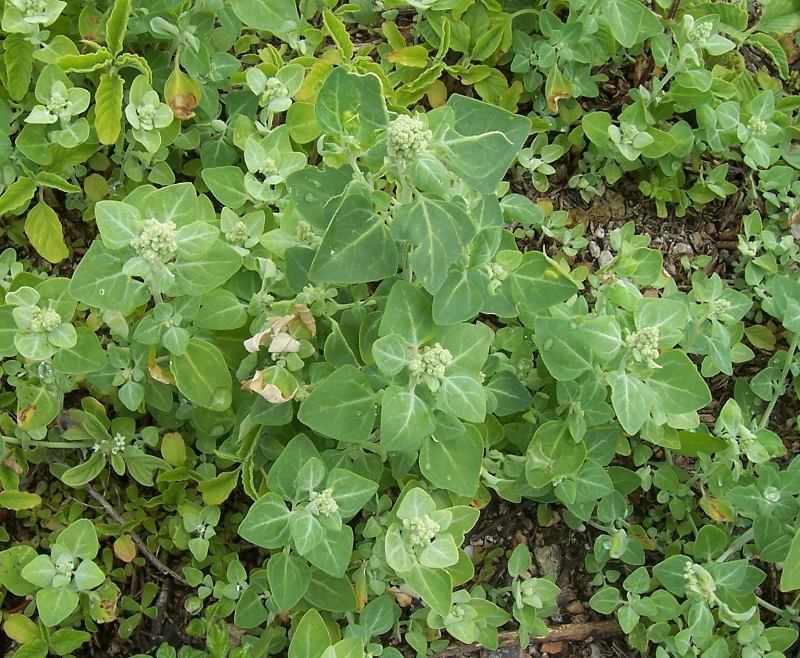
[24,202,69,264]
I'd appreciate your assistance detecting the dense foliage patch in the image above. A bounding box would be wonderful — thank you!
[0,1,799,657]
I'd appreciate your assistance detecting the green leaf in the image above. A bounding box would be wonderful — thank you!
[437,374,486,423]
[378,280,435,347]
[315,68,388,141]
[0,491,42,510]
[57,519,99,560]
[4,35,34,101]
[604,0,663,48]
[304,524,354,577]
[230,0,300,39]
[288,609,330,658]
[237,492,292,549]
[433,269,486,325]
[304,570,358,612]
[310,193,398,284]
[405,565,452,616]
[322,9,353,60]
[327,468,378,518]
[420,424,483,496]
[201,167,249,209]
[0,177,37,216]
[582,112,612,146]
[608,372,652,435]
[512,252,578,314]
[198,469,239,506]
[16,385,59,431]
[170,338,232,411]
[94,200,142,250]
[37,587,79,627]
[757,0,800,34]
[298,366,376,443]
[525,421,587,488]
[106,0,131,55]
[438,95,530,193]
[268,552,312,611]
[648,350,711,415]
[746,33,789,78]
[95,72,124,145]
[380,386,434,452]
[392,196,475,294]
[780,527,800,591]
[174,241,243,296]
[68,241,150,314]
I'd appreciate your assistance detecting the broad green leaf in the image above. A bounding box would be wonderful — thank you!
[238,492,292,548]
[170,338,232,411]
[230,0,300,39]
[24,202,68,263]
[95,72,124,145]
[327,468,378,518]
[392,196,475,294]
[268,552,312,611]
[512,252,578,314]
[267,434,322,501]
[0,177,37,216]
[0,546,37,596]
[534,317,593,381]
[420,424,483,496]
[604,0,663,48]
[437,374,486,423]
[174,241,243,295]
[780,527,800,591]
[526,420,586,488]
[372,334,411,376]
[432,268,485,324]
[757,0,800,34]
[608,372,652,435]
[0,491,42,510]
[438,95,530,193]
[298,365,376,443]
[322,9,353,60]
[304,571,358,613]
[405,565,452,616]
[380,386,434,452]
[315,68,388,141]
[201,167,249,209]
[69,242,149,313]
[288,609,330,658]
[304,524,354,577]
[16,385,59,431]
[95,200,141,250]
[37,587,79,627]
[4,35,34,101]
[291,511,325,555]
[378,280,435,346]
[311,193,398,284]
[648,350,712,415]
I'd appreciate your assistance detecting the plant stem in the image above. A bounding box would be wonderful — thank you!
[756,595,799,620]
[85,483,189,586]
[716,528,754,563]
[1,435,93,450]
[759,332,798,430]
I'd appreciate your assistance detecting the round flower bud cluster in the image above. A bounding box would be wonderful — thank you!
[111,433,126,455]
[47,90,71,121]
[689,20,713,47]
[309,488,338,516]
[55,555,75,574]
[762,486,781,503]
[620,123,640,145]
[18,0,47,19]
[386,114,432,164]
[403,514,439,546]
[487,262,509,295]
[684,562,717,604]
[259,157,279,178]
[226,221,249,246]
[136,104,159,131]
[626,326,660,364]
[296,220,321,247]
[260,78,288,107]
[29,306,61,333]
[132,218,178,263]
[709,298,732,318]
[747,116,768,137]
[409,343,453,380]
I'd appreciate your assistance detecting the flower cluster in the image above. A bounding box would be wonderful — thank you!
[619,123,641,145]
[260,78,289,108]
[131,218,178,263]
[747,116,768,138]
[409,343,453,380]
[684,562,716,604]
[385,115,432,165]
[29,306,61,333]
[689,20,713,47]
[92,433,126,455]
[309,488,338,516]
[403,514,439,546]
[225,221,249,246]
[626,326,660,365]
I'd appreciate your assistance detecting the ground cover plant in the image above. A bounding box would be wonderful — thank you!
[0,0,799,656]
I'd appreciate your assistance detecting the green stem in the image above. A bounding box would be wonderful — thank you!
[715,528,754,563]
[755,596,799,620]
[758,332,798,430]
[2,435,93,450]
